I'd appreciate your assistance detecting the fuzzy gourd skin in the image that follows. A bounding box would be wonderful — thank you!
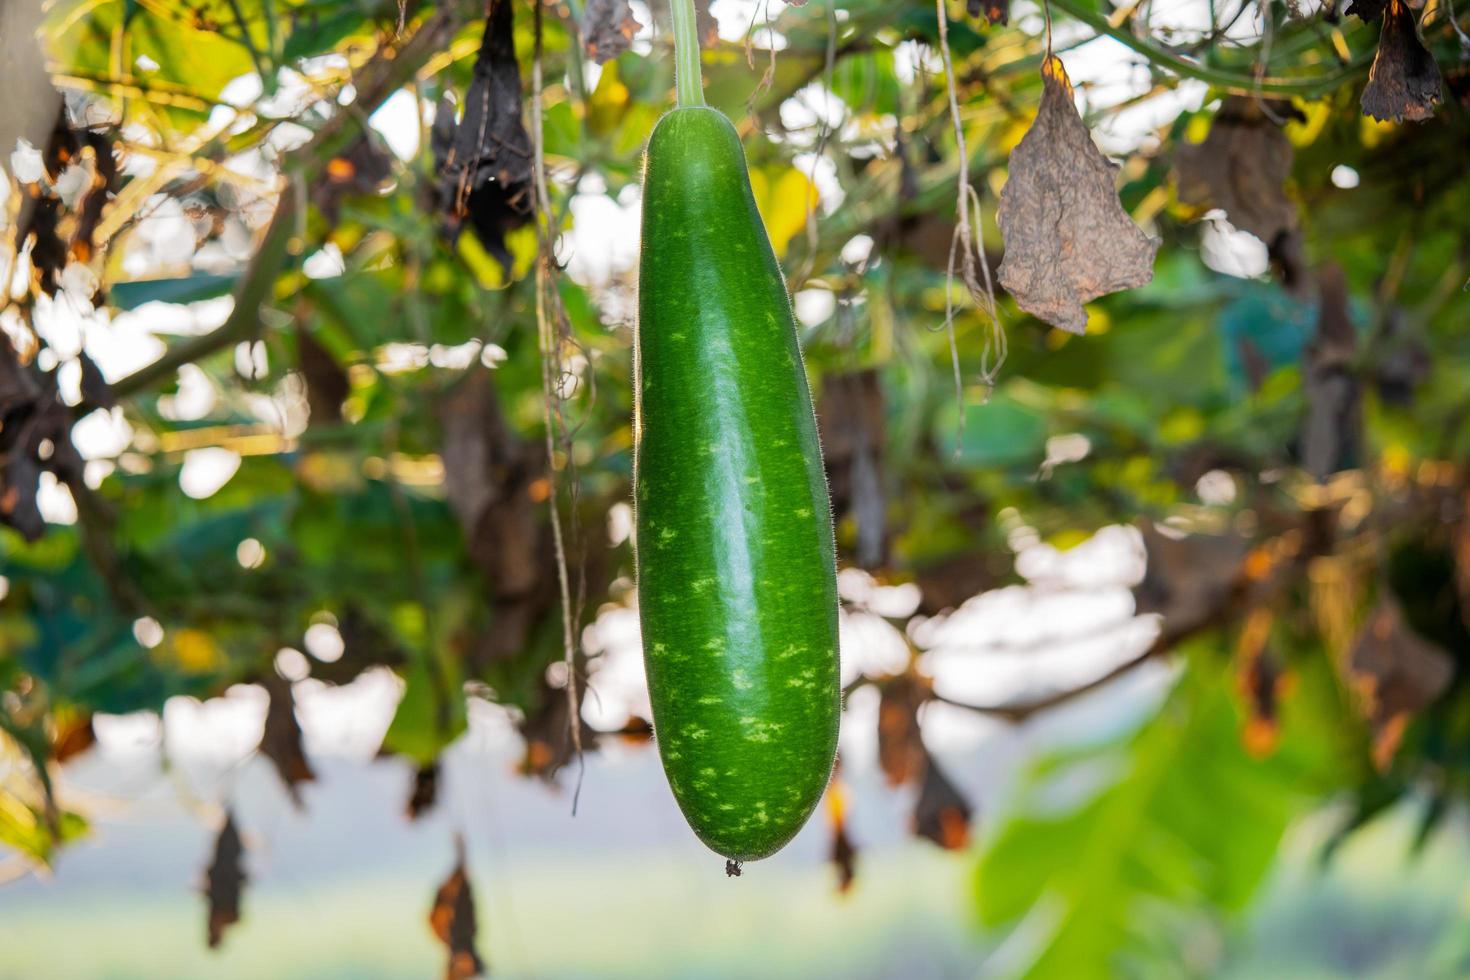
[634,106,841,862]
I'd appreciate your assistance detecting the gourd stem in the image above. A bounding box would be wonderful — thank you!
[669,0,705,107]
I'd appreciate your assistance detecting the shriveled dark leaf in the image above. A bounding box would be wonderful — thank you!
[695,0,720,46]
[827,778,857,893]
[260,677,316,806]
[70,130,118,267]
[1,452,46,542]
[52,712,96,763]
[968,0,1010,25]
[438,368,558,668]
[876,673,930,787]
[1371,307,1430,406]
[1,340,84,542]
[77,352,115,410]
[1360,0,1442,123]
[296,327,350,426]
[1176,96,1298,248]
[432,0,534,267]
[429,841,485,980]
[1133,519,1249,637]
[517,677,597,780]
[1237,623,1287,758]
[912,751,972,850]
[205,812,246,950]
[439,369,541,590]
[997,57,1158,334]
[313,132,394,222]
[583,0,642,64]
[916,552,999,615]
[408,760,440,820]
[613,714,654,745]
[1456,493,1470,634]
[818,370,887,569]
[1301,264,1361,481]
[1346,596,1455,770]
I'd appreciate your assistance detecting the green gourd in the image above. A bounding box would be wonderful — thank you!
[633,0,840,864]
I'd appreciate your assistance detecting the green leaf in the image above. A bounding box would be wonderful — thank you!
[975,646,1353,977]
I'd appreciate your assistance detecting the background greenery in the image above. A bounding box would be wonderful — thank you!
[2,0,1468,976]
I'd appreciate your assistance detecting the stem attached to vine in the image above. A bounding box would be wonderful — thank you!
[669,0,706,107]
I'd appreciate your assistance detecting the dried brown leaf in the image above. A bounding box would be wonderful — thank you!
[260,677,316,807]
[1133,519,1249,635]
[296,327,350,426]
[517,676,598,781]
[1346,596,1454,769]
[51,712,96,763]
[912,751,972,850]
[1301,264,1362,481]
[584,0,643,64]
[1456,492,1470,634]
[408,761,440,820]
[205,811,246,949]
[876,673,929,787]
[431,0,534,267]
[314,132,394,223]
[818,370,887,569]
[827,777,857,893]
[429,842,485,980]
[1360,0,1442,123]
[997,57,1158,335]
[1176,96,1298,246]
[968,0,1010,25]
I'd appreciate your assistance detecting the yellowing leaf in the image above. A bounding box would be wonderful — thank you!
[587,60,631,136]
[167,628,223,673]
[751,167,817,259]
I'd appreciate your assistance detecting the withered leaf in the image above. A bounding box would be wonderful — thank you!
[912,751,972,851]
[997,57,1158,334]
[1,339,84,542]
[260,677,316,807]
[439,369,543,594]
[695,0,720,46]
[583,0,642,64]
[1456,492,1470,634]
[430,841,486,980]
[817,371,887,569]
[1371,307,1430,406]
[876,673,930,787]
[439,369,560,670]
[1360,0,1442,123]
[517,676,597,781]
[313,132,394,223]
[77,351,115,410]
[827,778,857,893]
[1346,596,1454,770]
[408,760,440,820]
[968,0,1010,25]
[205,811,246,949]
[1133,519,1249,637]
[1301,264,1362,481]
[1176,96,1298,247]
[432,0,534,268]
[296,327,350,426]
[1237,632,1288,759]
[52,712,96,763]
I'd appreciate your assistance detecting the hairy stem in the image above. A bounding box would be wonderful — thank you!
[669,0,705,107]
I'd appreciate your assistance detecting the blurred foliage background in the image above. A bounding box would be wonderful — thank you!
[1,0,1469,976]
